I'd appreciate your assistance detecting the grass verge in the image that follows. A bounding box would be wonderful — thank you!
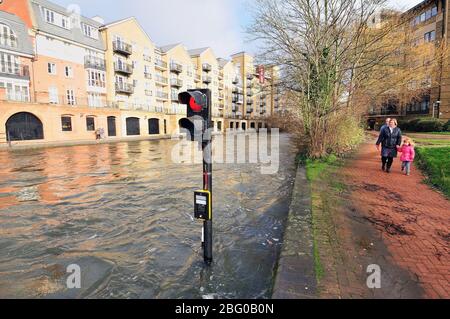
[304,155,339,283]
[416,147,450,198]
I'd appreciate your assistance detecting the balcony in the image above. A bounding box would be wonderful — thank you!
[155,59,168,70]
[233,95,244,104]
[145,90,152,96]
[202,75,212,84]
[260,101,267,107]
[194,74,201,82]
[246,73,253,80]
[115,82,134,94]
[114,62,133,75]
[170,78,183,87]
[84,56,106,70]
[260,109,267,115]
[170,62,183,73]
[155,75,168,85]
[219,71,224,79]
[232,76,239,84]
[232,87,243,94]
[202,63,212,72]
[247,90,253,97]
[171,93,179,101]
[156,91,169,100]
[113,41,132,56]
[232,104,238,112]
[218,93,224,100]
[144,72,152,79]
[218,83,224,90]
[246,107,254,113]
[143,54,152,62]
[0,62,30,79]
[218,103,224,109]
[246,98,253,105]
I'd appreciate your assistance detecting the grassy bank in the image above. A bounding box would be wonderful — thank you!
[303,155,340,283]
[416,147,450,198]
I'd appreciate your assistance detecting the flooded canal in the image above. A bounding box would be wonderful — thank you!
[0,134,298,299]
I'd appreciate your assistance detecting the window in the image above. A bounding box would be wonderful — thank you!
[61,116,72,131]
[44,9,55,24]
[0,23,18,47]
[432,6,438,17]
[87,70,106,87]
[424,30,436,42]
[86,117,95,131]
[66,89,75,105]
[48,63,56,75]
[82,23,98,39]
[49,87,58,104]
[65,66,73,78]
[61,16,69,29]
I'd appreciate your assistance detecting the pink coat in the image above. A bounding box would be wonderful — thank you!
[398,145,415,162]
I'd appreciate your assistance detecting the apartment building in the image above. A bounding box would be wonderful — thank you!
[0,0,283,146]
[2,0,107,107]
[367,0,450,127]
[0,10,34,103]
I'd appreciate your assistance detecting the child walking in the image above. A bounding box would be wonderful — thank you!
[398,137,416,176]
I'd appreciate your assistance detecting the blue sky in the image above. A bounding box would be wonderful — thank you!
[51,0,423,58]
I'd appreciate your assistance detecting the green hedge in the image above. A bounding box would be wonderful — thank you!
[399,118,445,132]
[444,120,450,132]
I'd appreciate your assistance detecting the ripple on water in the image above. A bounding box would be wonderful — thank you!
[0,134,297,298]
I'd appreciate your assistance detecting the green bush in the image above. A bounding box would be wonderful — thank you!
[443,120,450,132]
[399,118,444,132]
[416,147,450,198]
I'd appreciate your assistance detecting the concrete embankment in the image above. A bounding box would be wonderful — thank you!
[272,165,317,299]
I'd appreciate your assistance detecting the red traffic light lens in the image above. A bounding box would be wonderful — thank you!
[189,97,203,112]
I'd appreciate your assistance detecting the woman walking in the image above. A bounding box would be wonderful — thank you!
[376,118,402,173]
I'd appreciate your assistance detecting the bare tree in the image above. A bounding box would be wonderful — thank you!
[248,0,405,157]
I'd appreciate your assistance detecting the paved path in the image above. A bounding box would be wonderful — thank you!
[343,140,450,298]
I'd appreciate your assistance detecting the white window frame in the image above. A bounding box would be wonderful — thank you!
[66,89,76,105]
[48,63,57,75]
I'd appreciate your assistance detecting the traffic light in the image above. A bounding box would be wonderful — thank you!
[178,89,211,141]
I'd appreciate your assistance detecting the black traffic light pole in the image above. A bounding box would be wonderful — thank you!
[178,89,213,265]
[202,89,213,265]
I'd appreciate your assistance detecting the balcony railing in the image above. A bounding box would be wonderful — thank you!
[0,62,30,79]
[155,75,168,85]
[170,62,183,73]
[156,91,169,100]
[155,59,168,70]
[115,82,134,94]
[219,83,224,90]
[170,78,183,87]
[194,74,201,82]
[246,99,253,105]
[202,63,212,72]
[246,73,253,80]
[171,93,179,101]
[84,56,106,70]
[87,80,106,88]
[218,93,224,100]
[247,90,253,96]
[114,62,133,75]
[247,107,254,113]
[203,75,212,84]
[232,87,243,94]
[113,41,132,55]
[233,96,244,104]
[144,72,152,79]
[232,77,239,84]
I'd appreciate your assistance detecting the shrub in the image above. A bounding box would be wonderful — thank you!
[399,118,443,132]
[443,120,450,132]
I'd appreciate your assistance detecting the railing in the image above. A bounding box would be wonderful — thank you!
[87,80,106,88]
[170,62,183,73]
[156,91,169,99]
[195,74,201,82]
[143,54,152,62]
[406,108,430,115]
[114,62,133,74]
[113,41,133,55]
[170,78,183,87]
[232,87,243,94]
[247,90,253,96]
[115,82,134,94]
[202,75,212,83]
[202,63,212,72]
[246,73,253,80]
[0,62,30,78]
[218,93,224,100]
[232,76,239,84]
[155,59,168,69]
[84,56,106,70]
[219,83,224,90]
[171,93,179,101]
[246,108,254,113]
[246,99,253,105]
[155,75,168,84]
[144,72,152,79]
[145,90,152,96]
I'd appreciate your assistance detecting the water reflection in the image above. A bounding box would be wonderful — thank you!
[0,134,297,299]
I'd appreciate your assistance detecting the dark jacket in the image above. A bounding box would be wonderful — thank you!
[376,127,402,158]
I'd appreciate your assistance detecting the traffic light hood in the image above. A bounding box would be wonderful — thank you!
[178,91,207,113]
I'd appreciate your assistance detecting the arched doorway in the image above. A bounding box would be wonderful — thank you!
[126,117,140,136]
[6,112,44,141]
[107,116,117,137]
[148,118,160,135]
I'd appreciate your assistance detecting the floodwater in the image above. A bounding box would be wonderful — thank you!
[0,134,298,299]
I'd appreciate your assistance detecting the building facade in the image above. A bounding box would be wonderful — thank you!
[367,0,450,127]
[0,0,283,147]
